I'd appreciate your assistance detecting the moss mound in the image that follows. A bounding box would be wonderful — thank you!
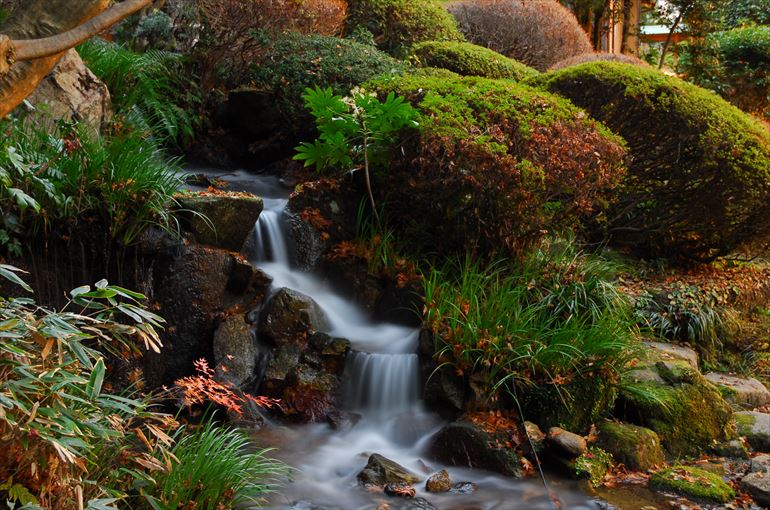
[596,421,664,470]
[549,52,648,71]
[409,41,539,80]
[345,0,464,56]
[367,70,628,258]
[531,62,770,262]
[650,466,735,503]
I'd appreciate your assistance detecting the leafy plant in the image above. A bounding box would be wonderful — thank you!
[294,86,418,227]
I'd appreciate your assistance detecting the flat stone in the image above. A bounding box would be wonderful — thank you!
[737,411,770,452]
[643,341,698,369]
[548,427,588,458]
[425,470,451,492]
[357,454,422,486]
[742,471,770,506]
[712,439,750,459]
[705,373,770,408]
[751,454,770,473]
[178,193,263,251]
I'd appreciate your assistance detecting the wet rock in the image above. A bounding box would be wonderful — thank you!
[262,343,301,385]
[425,470,451,492]
[288,210,327,271]
[258,288,328,345]
[429,417,524,477]
[548,427,587,458]
[357,453,422,486]
[742,471,770,506]
[750,454,770,473]
[404,498,438,510]
[737,411,770,451]
[283,366,339,422]
[711,439,750,459]
[213,315,257,390]
[596,422,664,470]
[326,410,361,431]
[705,372,770,409]
[384,482,416,498]
[26,49,111,133]
[449,482,478,495]
[177,192,263,251]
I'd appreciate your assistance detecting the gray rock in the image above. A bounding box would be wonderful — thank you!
[751,454,770,473]
[384,482,415,497]
[548,427,588,458]
[262,343,301,384]
[742,471,770,506]
[737,411,770,452]
[26,49,111,133]
[450,482,478,495]
[258,288,328,345]
[711,439,750,459]
[430,418,524,477]
[705,372,770,408]
[425,470,451,492]
[177,193,263,251]
[213,315,257,389]
[357,454,422,486]
[643,341,699,369]
[288,209,326,271]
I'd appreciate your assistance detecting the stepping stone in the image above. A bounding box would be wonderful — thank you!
[750,454,770,473]
[737,411,770,452]
[643,341,698,369]
[705,373,770,408]
[742,471,770,507]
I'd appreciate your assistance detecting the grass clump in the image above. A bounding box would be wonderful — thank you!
[531,62,770,262]
[575,447,614,487]
[650,465,735,503]
[346,0,464,57]
[409,41,539,80]
[367,71,627,259]
[423,238,637,431]
[78,38,201,148]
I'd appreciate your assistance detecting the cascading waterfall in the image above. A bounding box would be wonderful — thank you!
[237,174,606,510]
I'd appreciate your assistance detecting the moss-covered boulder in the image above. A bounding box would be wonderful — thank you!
[409,41,539,80]
[596,421,664,470]
[367,70,628,258]
[736,411,770,451]
[618,348,734,457]
[650,465,735,503]
[177,192,263,251]
[530,62,770,262]
[346,0,464,57]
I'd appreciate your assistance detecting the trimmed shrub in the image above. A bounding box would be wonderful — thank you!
[409,40,539,80]
[531,62,770,261]
[447,0,593,71]
[549,52,648,71]
[250,32,404,120]
[367,70,627,257]
[679,27,770,120]
[345,0,464,57]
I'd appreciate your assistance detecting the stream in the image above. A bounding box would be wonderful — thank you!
[187,169,665,510]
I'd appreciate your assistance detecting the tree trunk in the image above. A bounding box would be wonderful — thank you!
[658,8,686,69]
[0,0,108,118]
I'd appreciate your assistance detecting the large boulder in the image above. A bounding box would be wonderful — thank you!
[25,49,111,133]
[258,287,328,345]
[531,62,770,261]
[213,314,260,391]
[737,411,770,451]
[595,421,664,471]
[177,192,263,251]
[742,471,770,507]
[705,372,770,409]
[429,416,524,477]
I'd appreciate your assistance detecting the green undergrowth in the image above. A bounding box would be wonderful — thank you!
[650,465,735,503]
[423,237,638,431]
[409,41,539,80]
[575,447,614,487]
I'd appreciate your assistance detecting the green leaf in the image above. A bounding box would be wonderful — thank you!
[0,265,32,293]
[86,358,106,399]
[6,188,40,213]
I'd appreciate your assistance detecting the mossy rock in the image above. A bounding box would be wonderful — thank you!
[367,70,628,258]
[596,422,664,471]
[574,447,614,488]
[346,0,464,57]
[177,192,263,251]
[649,465,735,503]
[409,41,539,80]
[530,62,770,262]
[736,411,770,451]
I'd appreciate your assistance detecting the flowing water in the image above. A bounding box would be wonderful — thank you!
[188,170,656,510]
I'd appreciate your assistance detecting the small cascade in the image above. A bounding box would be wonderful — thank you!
[252,198,290,263]
[344,351,421,415]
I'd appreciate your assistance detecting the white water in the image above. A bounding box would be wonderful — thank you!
[228,173,606,510]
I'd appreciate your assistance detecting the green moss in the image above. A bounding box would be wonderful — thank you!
[597,422,664,471]
[529,61,770,261]
[575,447,614,488]
[522,377,618,433]
[346,0,464,57]
[735,411,756,434]
[650,465,735,503]
[409,41,539,80]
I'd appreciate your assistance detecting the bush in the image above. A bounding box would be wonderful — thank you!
[531,62,770,261]
[679,27,770,120]
[345,0,464,56]
[0,119,181,254]
[409,40,539,80]
[447,0,593,71]
[423,238,637,431]
[78,39,200,148]
[720,0,770,28]
[549,52,648,71]
[250,31,404,121]
[366,70,627,258]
